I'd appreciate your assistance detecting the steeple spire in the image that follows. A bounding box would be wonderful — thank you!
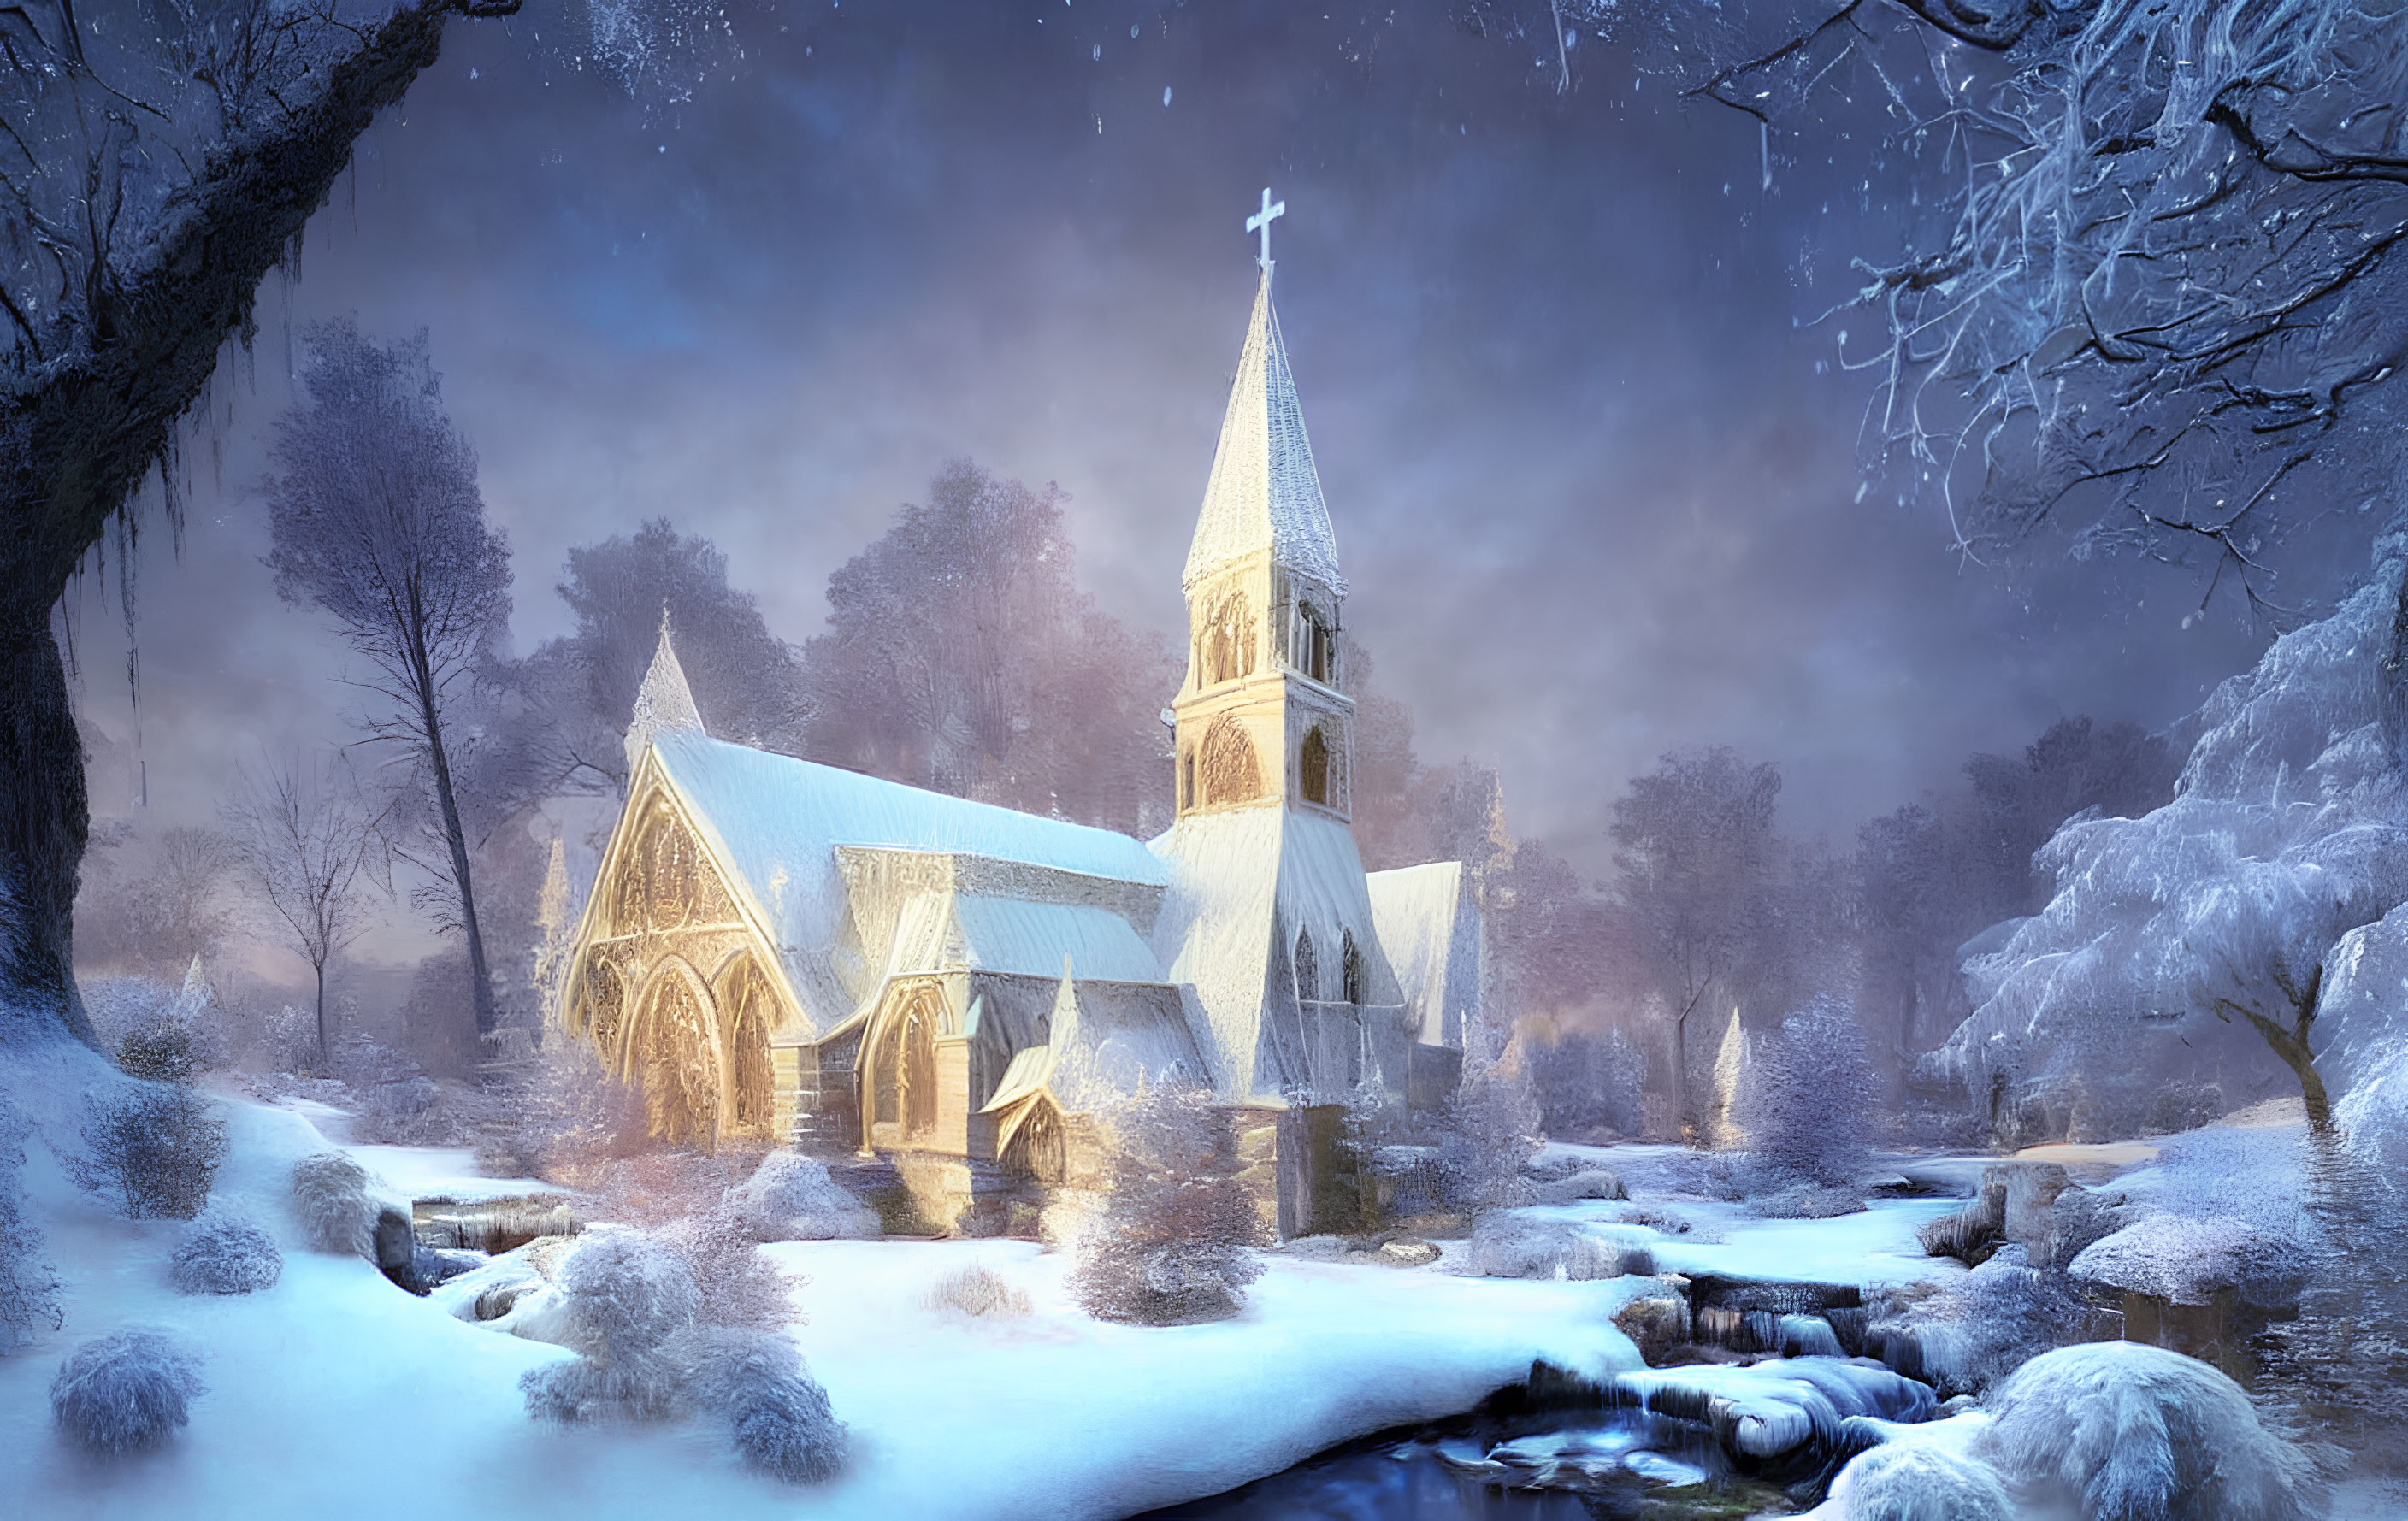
[1183,250,1343,596]
[623,610,705,781]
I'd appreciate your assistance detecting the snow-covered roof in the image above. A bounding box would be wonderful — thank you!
[645,732,1166,1040]
[623,622,706,781]
[978,973,1206,1118]
[882,892,1168,984]
[1183,271,1345,596]
[1366,860,1478,1048]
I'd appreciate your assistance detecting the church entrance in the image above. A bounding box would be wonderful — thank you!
[634,961,723,1148]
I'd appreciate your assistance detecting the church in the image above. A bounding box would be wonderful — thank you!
[554,214,1481,1235]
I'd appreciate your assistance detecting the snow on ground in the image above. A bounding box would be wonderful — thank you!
[1522,1195,1969,1292]
[3,1044,1644,1521]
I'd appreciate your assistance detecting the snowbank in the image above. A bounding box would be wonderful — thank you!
[0,1039,1644,1521]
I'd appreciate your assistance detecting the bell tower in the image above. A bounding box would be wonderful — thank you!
[1171,192,1354,824]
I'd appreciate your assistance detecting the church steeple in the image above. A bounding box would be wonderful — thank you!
[1172,195,1354,823]
[623,612,705,781]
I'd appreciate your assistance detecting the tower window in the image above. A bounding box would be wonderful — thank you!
[1180,749,1196,812]
[1295,929,1319,1004]
[1342,931,1363,1005]
[1200,715,1262,806]
[1298,604,1335,684]
[1300,726,1330,806]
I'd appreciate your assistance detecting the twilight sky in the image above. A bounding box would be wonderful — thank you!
[69,0,2295,892]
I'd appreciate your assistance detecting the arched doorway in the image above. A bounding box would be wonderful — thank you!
[634,961,723,1149]
[716,954,779,1141]
[868,983,942,1148]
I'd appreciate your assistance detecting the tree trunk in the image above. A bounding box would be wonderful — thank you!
[314,959,328,1069]
[417,676,498,1046]
[0,604,96,1044]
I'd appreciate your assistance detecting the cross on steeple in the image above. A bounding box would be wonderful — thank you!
[1246,186,1286,270]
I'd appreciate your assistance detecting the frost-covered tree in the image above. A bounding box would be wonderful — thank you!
[800,461,1178,836]
[1644,0,2408,613]
[265,319,511,1044]
[514,518,809,794]
[1530,1027,1647,1138]
[1934,541,2408,1141]
[1738,996,1881,1197]
[1611,746,1785,1126]
[73,823,239,981]
[222,752,385,1065]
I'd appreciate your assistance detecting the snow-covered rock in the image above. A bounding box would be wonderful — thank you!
[1815,1440,2014,1521]
[1462,1214,1651,1280]
[2068,1212,2307,1310]
[723,1152,880,1241]
[1974,1341,2325,1521]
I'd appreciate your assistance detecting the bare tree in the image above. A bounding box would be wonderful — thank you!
[264,318,511,1047]
[75,823,239,979]
[223,754,384,1067]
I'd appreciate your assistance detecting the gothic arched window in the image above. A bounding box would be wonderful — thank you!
[1199,716,1261,807]
[1300,726,1330,806]
[717,957,778,1140]
[1180,749,1196,812]
[1299,604,1335,684]
[1342,931,1364,1005]
[1295,929,1319,1004]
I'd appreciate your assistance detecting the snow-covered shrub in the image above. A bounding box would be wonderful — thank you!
[520,1231,701,1424]
[475,1032,646,1185]
[676,1325,848,1483]
[1815,1441,2014,1521]
[116,1019,198,1084]
[657,1207,798,1329]
[1463,1214,1652,1280]
[1869,1247,2084,1396]
[1738,997,1880,1193]
[168,1209,282,1296]
[1531,1168,1626,1206]
[1976,1341,2325,1521]
[923,1263,1030,1318]
[1068,1083,1264,1326]
[290,1152,378,1257]
[723,1151,880,1242]
[1433,1041,1543,1211]
[50,1330,205,1454]
[67,1083,226,1219]
[0,1099,62,1351]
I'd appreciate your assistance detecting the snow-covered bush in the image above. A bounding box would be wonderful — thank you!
[1068,1083,1264,1326]
[1815,1441,2014,1521]
[475,1032,646,1185]
[67,1084,226,1219]
[1870,1247,2083,1396]
[520,1231,700,1423]
[50,1330,205,1455]
[657,1207,797,1329]
[1976,1341,2325,1521]
[723,1151,880,1242]
[290,1152,377,1257]
[923,1263,1031,1318]
[168,1209,282,1296]
[116,1019,199,1085]
[1738,997,1880,1192]
[0,1099,61,1351]
[1433,1041,1543,1211]
[1463,1214,1652,1281]
[677,1326,847,1483]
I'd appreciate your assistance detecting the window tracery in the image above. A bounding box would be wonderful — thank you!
[1199,715,1261,807]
